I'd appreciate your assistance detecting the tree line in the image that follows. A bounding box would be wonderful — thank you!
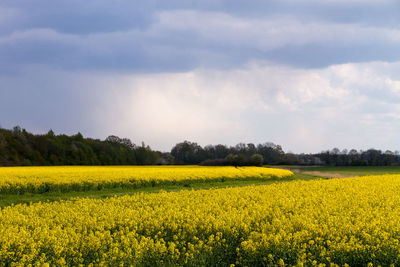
[0,126,165,166]
[1,126,400,166]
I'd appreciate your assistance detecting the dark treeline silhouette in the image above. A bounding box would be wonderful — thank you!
[171,141,285,166]
[201,154,264,167]
[1,126,400,166]
[313,148,400,166]
[171,142,400,166]
[0,126,169,166]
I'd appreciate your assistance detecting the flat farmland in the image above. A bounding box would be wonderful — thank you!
[0,166,293,194]
[2,171,400,265]
[0,166,294,206]
[269,165,400,179]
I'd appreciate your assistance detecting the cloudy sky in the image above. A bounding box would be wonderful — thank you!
[1,0,400,153]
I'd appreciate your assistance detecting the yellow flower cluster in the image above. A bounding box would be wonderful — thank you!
[1,174,400,265]
[0,166,292,194]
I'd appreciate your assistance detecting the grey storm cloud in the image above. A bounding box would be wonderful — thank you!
[0,0,400,73]
[1,0,400,153]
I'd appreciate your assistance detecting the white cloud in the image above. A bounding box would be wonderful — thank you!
[1,61,400,152]
[88,60,400,152]
[2,0,400,155]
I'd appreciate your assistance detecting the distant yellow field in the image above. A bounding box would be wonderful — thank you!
[0,166,293,194]
[1,174,400,265]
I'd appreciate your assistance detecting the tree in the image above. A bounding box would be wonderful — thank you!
[171,141,206,164]
[250,154,264,166]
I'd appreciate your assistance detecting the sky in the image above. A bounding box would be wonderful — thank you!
[1,0,400,153]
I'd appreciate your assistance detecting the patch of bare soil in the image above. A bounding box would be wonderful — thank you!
[271,167,356,178]
[297,171,355,178]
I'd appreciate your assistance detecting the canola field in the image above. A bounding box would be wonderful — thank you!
[0,166,293,194]
[2,174,400,266]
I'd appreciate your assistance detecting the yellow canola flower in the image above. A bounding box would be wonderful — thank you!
[3,174,400,265]
[0,166,293,194]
